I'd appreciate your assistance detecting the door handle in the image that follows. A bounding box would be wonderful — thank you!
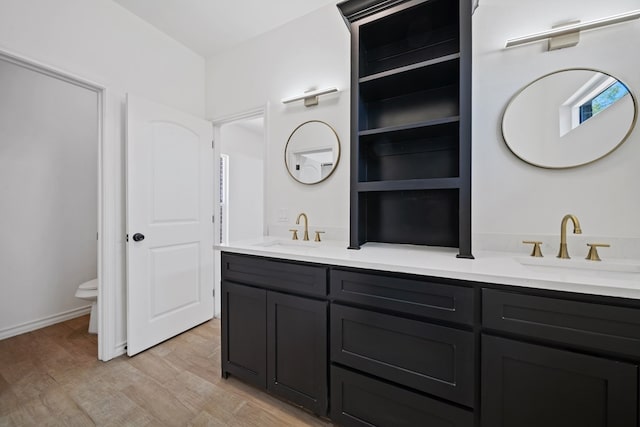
[132,233,145,242]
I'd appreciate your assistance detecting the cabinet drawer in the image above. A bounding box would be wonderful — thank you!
[483,289,640,358]
[330,268,474,325]
[331,304,474,406]
[482,334,637,427]
[221,252,327,297]
[331,366,473,427]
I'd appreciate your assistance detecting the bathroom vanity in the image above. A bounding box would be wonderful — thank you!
[220,240,640,426]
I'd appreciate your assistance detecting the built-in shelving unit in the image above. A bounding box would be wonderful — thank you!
[338,0,473,258]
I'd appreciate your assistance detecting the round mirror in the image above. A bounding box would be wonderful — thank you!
[284,120,341,184]
[502,69,637,169]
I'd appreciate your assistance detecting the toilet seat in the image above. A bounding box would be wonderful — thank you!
[75,278,98,334]
[75,278,98,299]
[79,278,98,290]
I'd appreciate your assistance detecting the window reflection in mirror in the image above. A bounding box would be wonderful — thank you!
[579,80,629,124]
[559,73,631,137]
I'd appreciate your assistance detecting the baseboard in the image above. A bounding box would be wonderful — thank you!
[0,305,92,340]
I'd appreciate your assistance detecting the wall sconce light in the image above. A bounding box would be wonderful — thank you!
[281,87,339,107]
[505,9,640,51]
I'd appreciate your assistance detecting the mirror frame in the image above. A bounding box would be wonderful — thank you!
[284,120,341,185]
[501,68,638,169]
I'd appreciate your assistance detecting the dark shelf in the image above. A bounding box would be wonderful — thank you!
[361,86,459,130]
[340,0,472,257]
[357,177,461,192]
[360,53,461,84]
[360,57,458,102]
[359,121,460,181]
[358,189,460,248]
[359,115,459,137]
[359,0,460,76]
[359,58,459,131]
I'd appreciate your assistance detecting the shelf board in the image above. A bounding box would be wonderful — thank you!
[360,53,460,84]
[359,116,459,137]
[357,177,461,192]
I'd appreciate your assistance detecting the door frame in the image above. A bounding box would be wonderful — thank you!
[0,48,114,361]
[211,106,267,317]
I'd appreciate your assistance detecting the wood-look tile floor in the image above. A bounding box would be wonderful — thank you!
[0,316,333,426]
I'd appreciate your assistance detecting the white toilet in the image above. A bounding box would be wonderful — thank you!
[75,278,98,334]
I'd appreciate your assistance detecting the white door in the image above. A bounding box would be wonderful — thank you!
[126,94,213,356]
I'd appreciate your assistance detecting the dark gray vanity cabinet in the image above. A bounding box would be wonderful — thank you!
[220,253,329,415]
[329,268,475,426]
[221,252,640,426]
[337,0,472,258]
[481,289,640,427]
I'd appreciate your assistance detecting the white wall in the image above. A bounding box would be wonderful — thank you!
[0,0,205,359]
[221,120,265,242]
[0,58,98,338]
[206,4,351,242]
[0,0,204,116]
[473,0,640,252]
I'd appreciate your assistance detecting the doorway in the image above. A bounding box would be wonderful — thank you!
[213,111,266,316]
[0,52,103,344]
[219,116,266,243]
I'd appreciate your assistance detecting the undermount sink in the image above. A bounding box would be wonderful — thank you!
[516,256,640,277]
[252,239,320,249]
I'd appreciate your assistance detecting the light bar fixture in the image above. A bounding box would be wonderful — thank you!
[505,9,640,50]
[281,87,339,107]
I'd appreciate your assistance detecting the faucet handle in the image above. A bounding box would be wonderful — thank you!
[289,229,299,241]
[586,243,610,261]
[523,241,544,257]
[314,231,325,242]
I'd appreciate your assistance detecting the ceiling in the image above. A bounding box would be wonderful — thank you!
[113,0,341,57]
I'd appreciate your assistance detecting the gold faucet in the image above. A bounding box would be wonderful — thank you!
[296,212,310,241]
[557,214,582,259]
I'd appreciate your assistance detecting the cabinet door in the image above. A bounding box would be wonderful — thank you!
[267,292,328,415]
[221,281,267,388]
[482,334,638,427]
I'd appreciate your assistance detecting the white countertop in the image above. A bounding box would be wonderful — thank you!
[217,237,640,300]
